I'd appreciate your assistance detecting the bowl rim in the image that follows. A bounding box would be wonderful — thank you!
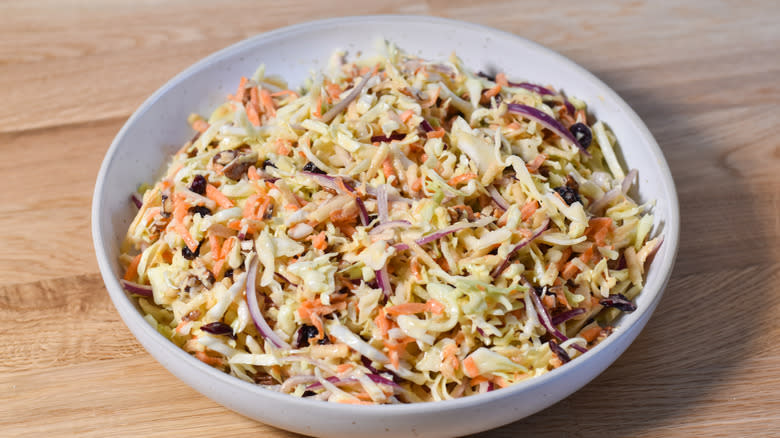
[92,14,680,414]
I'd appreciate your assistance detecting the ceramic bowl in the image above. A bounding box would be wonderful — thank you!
[92,15,679,438]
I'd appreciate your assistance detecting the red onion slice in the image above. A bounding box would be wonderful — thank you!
[376,266,392,299]
[491,219,550,278]
[507,103,589,155]
[486,185,509,211]
[320,72,371,123]
[393,218,493,252]
[508,81,555,96]
[369,220,411,235]
[551,308,586,325]
[130,193,143,209]
[120,279,153,297]
[377,184,389,223]
[246,255,290,349]
[530,286,588,354]
[370,132,406,143]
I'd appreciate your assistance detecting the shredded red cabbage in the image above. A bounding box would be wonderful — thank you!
[370,132,406,143]
[599,294,637,312]
[529,286,588,354]
[130,193,143,209]
[491,219,549,278]
[120,279,153,297]
[551,307,586,325]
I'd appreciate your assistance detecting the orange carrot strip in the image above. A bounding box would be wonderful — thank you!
[484,84,502,99]
[399,109,414,123]
[426,127,445,139]
[313,95,322,118]
[271,90,299,98]
[382,157,395,179]
[580,326,602,343]
[276,139,291,156]
[259,89,276,117]
[447,172,478,186]
[426,299,445,314]
[192,119,209,133]
[195,351,224,367]
[520,199,539,222]
[526,153,547,173]
[495,72,508,87]
[326,82,342,99]
[209,234,220,261]
[375,308,390,339]
[463,356,481,378]
[205,184,234,208]
[175,222,199,253]
[234,76,248,102]
[246,103,261,127]
[124,253,143,281]
[247,166,260,181]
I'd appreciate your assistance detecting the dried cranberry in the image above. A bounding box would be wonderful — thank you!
[302,161,326,174]
[295,324,320,347]
[189,174,207,195]
[188,205,212,217]
[262,159,276,169]
[181,241,202,260]
[569,123,592,149]
[224,268,233,279]
[302,390,316,397]
[200,322,233,336]
[554,186,581,206]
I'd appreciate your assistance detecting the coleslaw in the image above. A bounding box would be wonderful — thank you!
[120,42,661,404]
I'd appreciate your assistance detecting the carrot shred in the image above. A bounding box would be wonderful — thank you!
[175,222,199,253]
[375,308,390,339]
[447,172,478,186]
[495,73,508,87]
[205,184,234,208]
[520,199,539,222]
[313,95,322,118]
[463,356,480,378]
[484,84,502,99]
[399,109,414,123]
[246,103,261,126]
[580,326,602,343]
[247,166,260,181]
[526,153,547,173]
[271,90,299,98]
[310,231,327,251]
[326,82,342,99]
[234,76,248,102]
[191,119,209,133]
[426,127,446,139]
[259,88,276,117]
[382,157,395,179]
[124,253,143,281]
[195,351,224,367]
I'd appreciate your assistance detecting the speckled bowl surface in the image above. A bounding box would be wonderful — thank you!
[92,15,679,438]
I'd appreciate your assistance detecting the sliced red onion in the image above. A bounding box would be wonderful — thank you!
[306,376,358,390]
[301,171,370,225]
[393,218,493,252]
[321,72,371,123]
[376,266,392,299]
[246,256,290,349]
[563,98,576,116]
[130,193,143,209]
[551,308,586,325]
[355,197,370,226]
[120,279,152,297]
[621,168,638,194]
[508,81,555,96]
[301,171,341,191]
[486,185,509,211]
[507,103,589,155]
[274,272,294,285]
[369,220,411,235]
[370,132,406,143]
[367,373,401,388]
[420,119,433,133]
[491,219,549,278]
[588,187,621,214]
[530,285,587,354]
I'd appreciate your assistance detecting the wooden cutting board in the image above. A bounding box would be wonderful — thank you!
[1,1,778,436]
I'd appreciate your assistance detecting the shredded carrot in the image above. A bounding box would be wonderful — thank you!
[470,375,489,386]
[375,308,390,339]
[335,177,356,198]
[399,109,414,123]
[195,351,224,367]
[336,363,354,374]
[276,139,291,156]
[385,299,444,316]
[209,234,220,261]
[463,356,480,378]
[259,88,276,117]
[410,177,422,192]
[337,398,373,405]
[256,197,271,219]
[526,153,547,173]
[556,247,572,272]
[247,166,260,181]
[382,157,395,179]
[520,199,539,222]
[175,222,199,253]
[495,72,508,87]
[313,95,322,118]
[249,86,260,108]
[410,257,422,281]
[426,127,446,139]
[484,84,502,99]
[284,203,299,211]
[192,118,209,133]
[385,337,413,370]
[326,82,342,99]
[310,231,327,251]
[447,172,478,186]
[226,220,242,231]
[587,217,613,247]
[271,89,299,98]
[580,326,602,343]
[205,184,234,208]
[234,76,248,102]
[124,253,143,281]
[243,194,260,219]
[246,102,261,126]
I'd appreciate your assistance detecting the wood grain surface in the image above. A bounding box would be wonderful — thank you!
[2,1,779,437]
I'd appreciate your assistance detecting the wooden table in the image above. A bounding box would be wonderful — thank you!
[2,1,778,436]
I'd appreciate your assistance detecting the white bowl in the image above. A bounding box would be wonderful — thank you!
[92,15,679,438]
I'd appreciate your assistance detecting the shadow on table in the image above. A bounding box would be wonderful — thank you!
[470,75,775,437]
